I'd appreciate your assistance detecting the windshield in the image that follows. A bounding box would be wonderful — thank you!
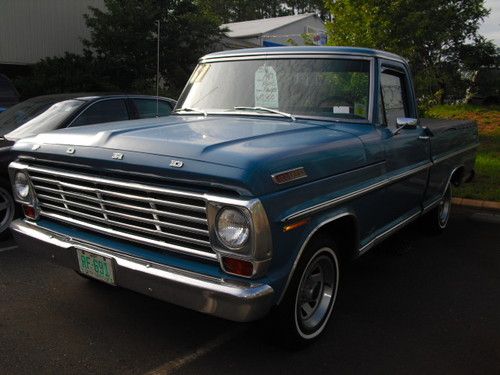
[176,58,371,121]
[5,99,84,140]
[0,99,56,134]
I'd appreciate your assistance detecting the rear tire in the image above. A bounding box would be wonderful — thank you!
[422,184,452,235]
[271,236,340,348]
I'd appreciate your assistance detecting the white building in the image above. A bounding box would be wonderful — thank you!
[220,13,326,49]
[0,0,105,66]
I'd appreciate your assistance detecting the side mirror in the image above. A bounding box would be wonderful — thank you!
[393,117,418,135]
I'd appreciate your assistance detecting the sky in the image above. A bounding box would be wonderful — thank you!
[481,0,500,46]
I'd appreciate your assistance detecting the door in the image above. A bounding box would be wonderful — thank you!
[379,64,431,226]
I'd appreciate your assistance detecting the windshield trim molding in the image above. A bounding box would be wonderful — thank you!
[182,56,375,124]
[171,111,373,125]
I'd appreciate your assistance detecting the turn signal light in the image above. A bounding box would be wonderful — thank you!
[23,205,37,220]
[222,257,253,277]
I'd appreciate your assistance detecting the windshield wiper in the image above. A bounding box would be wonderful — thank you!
[173,107,207,117]
[234,106,296,121]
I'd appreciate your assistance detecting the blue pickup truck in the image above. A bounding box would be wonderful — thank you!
[8,47,478,345]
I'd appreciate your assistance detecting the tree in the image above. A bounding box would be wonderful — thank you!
[82,0,223,95]
[199,0,329,23]
[325,0,496,103]
[14,52,118,99]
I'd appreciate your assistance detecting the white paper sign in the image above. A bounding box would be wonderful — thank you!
[333,106,350,114]
[255,66,279,108]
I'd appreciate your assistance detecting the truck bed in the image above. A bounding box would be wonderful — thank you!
[420,118,478,160]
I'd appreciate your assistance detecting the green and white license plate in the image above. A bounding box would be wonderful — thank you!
[76,249,115,285]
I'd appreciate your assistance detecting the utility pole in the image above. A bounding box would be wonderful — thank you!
[156,20,160,117]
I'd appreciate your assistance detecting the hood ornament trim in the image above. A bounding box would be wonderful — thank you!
[169,160,184,168]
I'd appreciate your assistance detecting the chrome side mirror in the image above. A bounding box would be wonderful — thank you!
[393,117,418,135]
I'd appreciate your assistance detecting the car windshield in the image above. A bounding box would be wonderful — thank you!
[4,99,84,140]
[176,58,371,121]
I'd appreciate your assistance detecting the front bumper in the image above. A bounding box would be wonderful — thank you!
[10,219,274,322]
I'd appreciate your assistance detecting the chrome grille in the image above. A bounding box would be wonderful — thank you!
[26,164,216,261]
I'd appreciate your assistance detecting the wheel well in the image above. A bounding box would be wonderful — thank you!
[310,215,358,261]
[450,166,465,187]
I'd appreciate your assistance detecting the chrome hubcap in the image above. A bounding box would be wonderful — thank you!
[439,186,451,227]
[296,251,336,333]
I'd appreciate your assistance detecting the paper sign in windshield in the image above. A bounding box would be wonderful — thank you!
[255,66,279,108]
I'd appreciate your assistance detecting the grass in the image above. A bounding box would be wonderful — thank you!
[426,104,500,202]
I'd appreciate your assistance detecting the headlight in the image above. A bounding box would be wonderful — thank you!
[216,207,250,249]
[14,172,31,200]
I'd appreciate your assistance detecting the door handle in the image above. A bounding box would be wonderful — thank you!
[419,135,430,140]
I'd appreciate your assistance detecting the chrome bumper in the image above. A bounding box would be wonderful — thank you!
[10,219,274,322]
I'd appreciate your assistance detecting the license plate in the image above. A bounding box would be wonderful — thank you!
[76,249,115,285]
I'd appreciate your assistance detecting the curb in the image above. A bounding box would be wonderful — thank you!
[452,197,500,211]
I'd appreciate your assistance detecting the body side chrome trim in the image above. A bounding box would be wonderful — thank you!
[284,142,477,223]
[433,143,479,164]
[422,198,442,214]
[358,210,421,255]
[283,161,431,222]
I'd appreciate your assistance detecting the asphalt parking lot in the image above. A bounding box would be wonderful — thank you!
[1,206,499,375]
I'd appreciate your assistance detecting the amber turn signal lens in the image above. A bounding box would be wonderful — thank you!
[22,205,37,220]
[222,256,253,277]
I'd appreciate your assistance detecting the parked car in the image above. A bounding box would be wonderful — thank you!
[0,93,176,237]
[8,47,478,345]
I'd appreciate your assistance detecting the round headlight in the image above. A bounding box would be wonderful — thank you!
[14,172,31,200]
[216,207,250,249]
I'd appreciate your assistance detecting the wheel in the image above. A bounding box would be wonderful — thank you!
[422,183,452,234]
[272,236,340,347]
[0,185,16,239]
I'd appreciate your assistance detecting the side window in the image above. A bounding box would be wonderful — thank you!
[133,99,172,119]
[380,71,408,128]
[70,99,129,127]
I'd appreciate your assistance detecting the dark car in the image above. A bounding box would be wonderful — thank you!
[0,93,176,237]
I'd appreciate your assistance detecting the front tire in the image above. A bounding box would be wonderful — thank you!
[0,185,15,239]
[272,236,340,347]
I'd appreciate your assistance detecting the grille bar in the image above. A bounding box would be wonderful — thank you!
[37,194,209,236]
[25,164,217,261]
[41,210,217,261]
[39,202,211,247]
[31,176,206,214]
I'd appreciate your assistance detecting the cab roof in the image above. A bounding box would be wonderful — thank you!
[202,46,406,63]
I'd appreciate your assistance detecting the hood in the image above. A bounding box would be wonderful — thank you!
[14,115,368,196]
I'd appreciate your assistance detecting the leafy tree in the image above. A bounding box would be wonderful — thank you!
[14,52,118,99]
[325,0,496,103]
[199,0,328,23]
[83,0,223,95]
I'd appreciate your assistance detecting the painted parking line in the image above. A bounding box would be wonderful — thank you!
[145,327,244,375]
[0,245,18,253]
